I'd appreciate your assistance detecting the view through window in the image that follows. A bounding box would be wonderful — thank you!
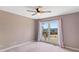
[41,20,59,45]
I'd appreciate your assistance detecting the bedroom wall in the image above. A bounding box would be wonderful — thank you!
[34,20,39,41]
[62,12,79,49]
[0,10,35,50]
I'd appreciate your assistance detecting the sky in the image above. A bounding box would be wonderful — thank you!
[42,20,58,29]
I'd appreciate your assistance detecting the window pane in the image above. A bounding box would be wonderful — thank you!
[49,20,58,44]
[41,22,48,41]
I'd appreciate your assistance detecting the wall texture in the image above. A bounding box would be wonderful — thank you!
[62,12,79,49]
[0,10,35,50]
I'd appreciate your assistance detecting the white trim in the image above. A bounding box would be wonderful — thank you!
[65,46,79,51]
[57,20,61,46]
[0,41,33,52]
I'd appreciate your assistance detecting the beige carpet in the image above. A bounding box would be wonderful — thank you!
[4,42,71,52]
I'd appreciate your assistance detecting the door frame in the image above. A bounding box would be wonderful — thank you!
[38,17,64,47]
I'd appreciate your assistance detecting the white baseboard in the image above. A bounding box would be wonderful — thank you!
[65,46,79,51]
[0,41,33,52]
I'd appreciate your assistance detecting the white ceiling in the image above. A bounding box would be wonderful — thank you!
[0,6,79,19]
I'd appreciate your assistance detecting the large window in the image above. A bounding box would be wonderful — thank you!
[39,19,60,45]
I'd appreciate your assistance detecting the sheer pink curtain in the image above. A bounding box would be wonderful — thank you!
[58,17,64,48]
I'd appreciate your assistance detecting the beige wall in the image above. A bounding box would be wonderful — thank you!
[62,12,79,49]
[0,10,35,50]
[34,20,39,41]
